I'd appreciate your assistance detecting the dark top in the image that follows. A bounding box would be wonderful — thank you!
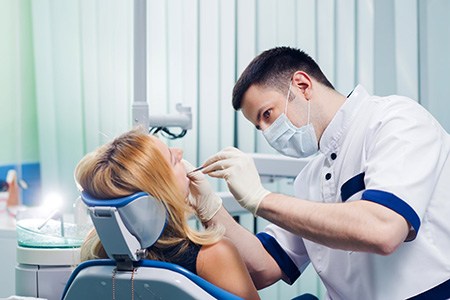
[150,240,202,275]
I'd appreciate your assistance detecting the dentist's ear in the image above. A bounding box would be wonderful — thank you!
[292,71,313,100]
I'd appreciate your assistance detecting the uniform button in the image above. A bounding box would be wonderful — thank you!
[325,173,332,180]
[331,153,337,160]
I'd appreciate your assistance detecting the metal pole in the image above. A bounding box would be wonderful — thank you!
[132,0,149,129]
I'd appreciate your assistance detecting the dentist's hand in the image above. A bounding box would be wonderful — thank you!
[202,147,270,215]
[183,160,222,222]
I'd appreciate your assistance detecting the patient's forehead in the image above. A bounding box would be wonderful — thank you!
[148,135,171,163]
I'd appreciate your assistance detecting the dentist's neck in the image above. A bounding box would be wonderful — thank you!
[310,85,346,143]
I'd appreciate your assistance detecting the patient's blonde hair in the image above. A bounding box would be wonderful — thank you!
[75,127,223,262]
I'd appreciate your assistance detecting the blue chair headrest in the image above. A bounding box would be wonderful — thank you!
[81,191,167,262]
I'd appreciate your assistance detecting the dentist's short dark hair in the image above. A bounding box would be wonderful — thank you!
[232,46,334,110]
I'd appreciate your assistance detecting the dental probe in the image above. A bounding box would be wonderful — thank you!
[187,166,204,175]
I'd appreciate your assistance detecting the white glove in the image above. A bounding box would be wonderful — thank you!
[202,147,270,215]
[182,160,222,222]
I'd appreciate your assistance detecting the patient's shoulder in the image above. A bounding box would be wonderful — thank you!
[197,238,248,279]
[196,238,260,299]
[197,238,241,274]
[197,238,241,276]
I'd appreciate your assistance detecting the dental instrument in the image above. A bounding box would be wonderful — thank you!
[187,166,204,175]
[36,209,59,230]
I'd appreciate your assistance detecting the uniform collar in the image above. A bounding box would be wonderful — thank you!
[319,85,370,156]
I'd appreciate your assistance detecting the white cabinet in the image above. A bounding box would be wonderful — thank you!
[0,214,17,298]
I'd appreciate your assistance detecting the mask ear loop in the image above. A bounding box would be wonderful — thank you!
[285,80,293,115]
[307,99,311,125]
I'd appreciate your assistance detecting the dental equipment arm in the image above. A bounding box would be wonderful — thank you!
[132,0,191,138]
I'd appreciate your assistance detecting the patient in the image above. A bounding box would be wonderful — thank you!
[75,128,260,300]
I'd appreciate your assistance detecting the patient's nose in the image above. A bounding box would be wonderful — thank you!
[171,148,183,161]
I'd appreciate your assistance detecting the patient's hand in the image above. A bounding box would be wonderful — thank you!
[183,160,222,222]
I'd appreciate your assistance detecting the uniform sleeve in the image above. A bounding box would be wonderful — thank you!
[257,223,310,284]
[362,97,446,240]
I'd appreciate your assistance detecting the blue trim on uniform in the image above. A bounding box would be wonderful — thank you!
[340,172,365,202]
[292,294,319,300]
[362,189,421,237]
[407,278,450,300]
[256,232,300,284]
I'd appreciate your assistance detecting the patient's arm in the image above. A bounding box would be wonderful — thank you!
[197,238,260,300]
[205,207,284,290]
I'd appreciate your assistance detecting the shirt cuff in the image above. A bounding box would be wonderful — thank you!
[256,232,301,284]
[362,189,421,241]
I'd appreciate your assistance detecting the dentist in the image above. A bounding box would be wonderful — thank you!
[186,47,450,300]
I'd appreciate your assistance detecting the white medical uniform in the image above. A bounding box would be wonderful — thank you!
[257,85,450,300]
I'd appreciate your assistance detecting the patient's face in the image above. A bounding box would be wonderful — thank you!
[151,136,190,197]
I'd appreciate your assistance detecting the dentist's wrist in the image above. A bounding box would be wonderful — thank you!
[239,188,271,216]
[197,193,223,222]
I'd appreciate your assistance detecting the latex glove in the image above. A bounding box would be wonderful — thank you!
[202,147,270,215]
[183,159,222,222]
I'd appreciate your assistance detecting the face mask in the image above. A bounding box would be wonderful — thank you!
[263,81,318,158]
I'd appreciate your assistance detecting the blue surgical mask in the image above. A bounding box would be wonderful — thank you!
[263,81,318,158]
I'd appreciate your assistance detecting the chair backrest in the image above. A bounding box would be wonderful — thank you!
[62,259,242,300]
[62,191,242,300]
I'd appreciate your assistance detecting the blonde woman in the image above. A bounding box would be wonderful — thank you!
[75,128,260,300]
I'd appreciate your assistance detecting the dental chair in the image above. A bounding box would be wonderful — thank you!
[62,192,242,300]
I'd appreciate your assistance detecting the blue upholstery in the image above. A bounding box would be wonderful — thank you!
[81,191,149,207]
[62,259,242,300]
